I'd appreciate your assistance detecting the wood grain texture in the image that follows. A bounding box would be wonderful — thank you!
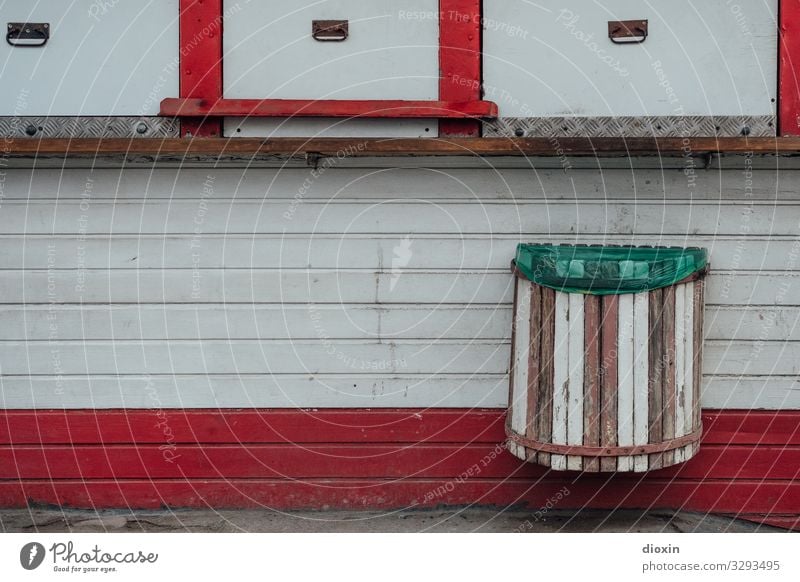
[551,291,570,471]
[632,292,650,472]
[5,137,800,158]
[537,288,556,467]
[600,295,619,472]
[583,295,602,472]
[662,286,677,467]
[648,288,665,470]
[525,283,542,447]
[566,293,585,471]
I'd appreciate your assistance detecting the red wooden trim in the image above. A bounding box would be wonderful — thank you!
[780,0,800,135]
[2,443,799,480]
[599,295,619,472]
[439,0,482,137]
[2,479,798,513]
[583,294,602,472]
[161,98,498,119]
[179,0,223,138]
[1,409,798,446]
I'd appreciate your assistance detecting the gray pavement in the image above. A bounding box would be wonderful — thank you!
[0,508,786,533]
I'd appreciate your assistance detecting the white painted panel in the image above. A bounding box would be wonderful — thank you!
[0,304,510,341]
[2,200,791,235]
[617,294,635,471]
[223,0,438,100]
[0,339,506,375]
[510,279,531,434]
[674,284,687,463]
[2,235,798,274]
[632,292,649,472]
[484,0,777,117]
[0,0,179,116]
[566,293,584,471]
[9,169,798,202]
[551,291,570,470]
[0,374,508,409]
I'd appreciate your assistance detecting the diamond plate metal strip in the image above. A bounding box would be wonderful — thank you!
[483,116,776,138]
[0,117,179,138]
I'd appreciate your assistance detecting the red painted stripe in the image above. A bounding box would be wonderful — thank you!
[2,479,798,513]
[438,0,482,136]
[1,444,798,481]
[179,0,223,137]
[161,98,498,118]
[1,410,798,445]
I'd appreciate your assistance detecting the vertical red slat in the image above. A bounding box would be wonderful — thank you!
[439,0,482,137]
[525,283,542,455]
[180,0,223,137]
[583,295,601,472]
[537,286,555,467]
[662,286,677,468]
[599,295,619,473]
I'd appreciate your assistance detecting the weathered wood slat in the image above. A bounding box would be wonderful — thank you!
[567,293,585,471]
[537,288,555,467]
[648,288,665,470]
[632,292,650,472]
[6,137,800,157]
[617,294,635,471]
[600,295,619,472]
[662,286,677,467]
[525,284,542,453]
[583,295,601,473]
[551,291,571,471]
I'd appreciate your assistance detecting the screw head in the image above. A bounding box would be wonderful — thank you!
[741,126,752,136]
[514,128,525,137]
[135,122,148,135]
[24,125,37,136]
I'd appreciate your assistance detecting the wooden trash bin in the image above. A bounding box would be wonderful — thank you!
[506,245,708,472]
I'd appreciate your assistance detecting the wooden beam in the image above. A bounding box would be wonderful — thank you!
[4,137,800,158]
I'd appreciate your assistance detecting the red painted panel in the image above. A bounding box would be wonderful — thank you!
[1,409,798,445]
[780,0,800,135]
[0,409,506,445]
[439,0,482,137]
[2,479,798,513]
[161,98,497,118]
[179,0,223,137]
[1,444,799,480]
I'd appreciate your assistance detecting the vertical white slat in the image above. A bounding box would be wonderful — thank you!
[510,278,530,436]
[674,283,687,464]
[682,282,696,462]
[617,294,635,472]
[567,293,585,471]
[633,292,650,472]
[551,291,570,471]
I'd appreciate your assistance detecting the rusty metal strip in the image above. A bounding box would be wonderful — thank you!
[506,421,701,457]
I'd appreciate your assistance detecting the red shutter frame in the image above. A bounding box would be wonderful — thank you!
[172,0,491,137]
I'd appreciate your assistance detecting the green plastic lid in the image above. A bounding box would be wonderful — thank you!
[514,244,707,295]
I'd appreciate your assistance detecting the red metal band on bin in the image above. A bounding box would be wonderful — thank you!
[505,421,702,457]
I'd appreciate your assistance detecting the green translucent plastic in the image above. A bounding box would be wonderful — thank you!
[514,244,707,295]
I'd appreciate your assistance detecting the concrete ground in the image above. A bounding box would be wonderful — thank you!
[0,508,785,533]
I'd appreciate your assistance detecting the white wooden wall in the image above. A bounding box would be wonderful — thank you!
[0,166,797,409]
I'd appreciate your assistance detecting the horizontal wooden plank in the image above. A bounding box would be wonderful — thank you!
[6,137,800,157]
[0,270,791,305]
[2,409,795,445]
[0,200,791,235]
[1,235,796,272]
[0,339,508,375]
[2,443,797,480]
[0,338,794,376]
[0,374,509,409]
[0,304,510,340]
[1,478,798,512]
[6,168,796,201]
[0,304,795,342]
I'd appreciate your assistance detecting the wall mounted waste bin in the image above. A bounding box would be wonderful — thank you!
[507,245,708,472]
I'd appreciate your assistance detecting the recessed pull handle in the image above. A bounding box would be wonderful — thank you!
[312,20,348,42]
[608,19,648,44]
[6,22,49,47]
